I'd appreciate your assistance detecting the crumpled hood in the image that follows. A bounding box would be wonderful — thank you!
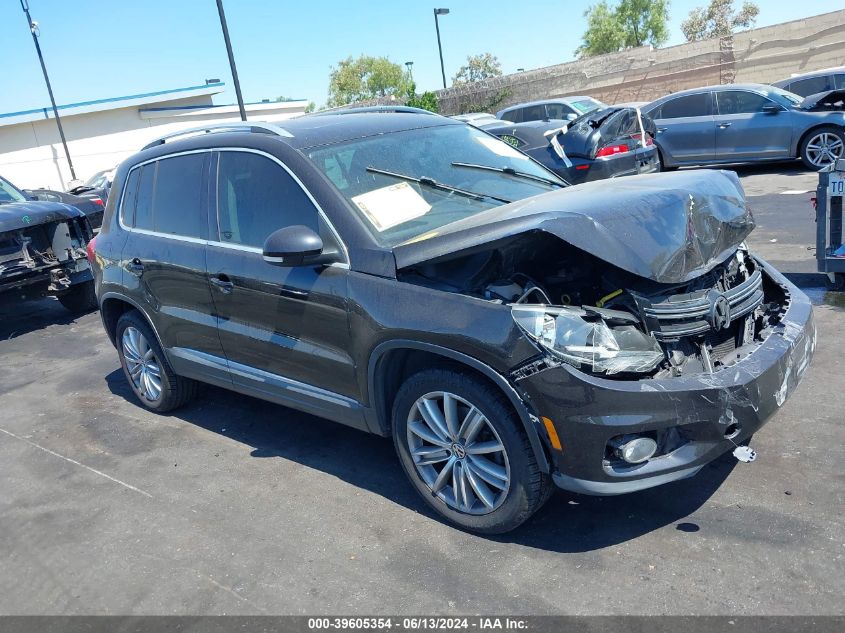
[393,169,754,285]
[0,200,84,233]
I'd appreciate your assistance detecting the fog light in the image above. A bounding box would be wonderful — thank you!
[614,436,658,464]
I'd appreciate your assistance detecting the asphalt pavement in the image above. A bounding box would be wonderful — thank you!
[0,161,842,615]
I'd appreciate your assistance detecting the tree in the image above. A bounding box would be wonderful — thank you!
[576,0,669,57]
[327,55,410,107]
[405,83,439,113]
[305,101,316,113]
[451,53,503,86]
[681,0,759,42]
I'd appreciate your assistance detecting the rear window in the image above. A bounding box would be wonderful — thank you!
[569,98,603,114]
[657,93,711,118]
[504,108,523,123]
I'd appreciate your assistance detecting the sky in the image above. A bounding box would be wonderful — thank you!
[0,0,830,114]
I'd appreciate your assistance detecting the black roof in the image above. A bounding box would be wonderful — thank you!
[269,111,459,150]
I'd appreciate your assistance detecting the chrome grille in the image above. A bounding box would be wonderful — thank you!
[638,269,763,340]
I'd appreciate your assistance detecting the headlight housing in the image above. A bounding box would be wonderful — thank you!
[512,305,664,375]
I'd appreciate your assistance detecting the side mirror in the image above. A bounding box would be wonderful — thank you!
[262,225,323,267]
[762,104,781,114]
[566,113,577,121]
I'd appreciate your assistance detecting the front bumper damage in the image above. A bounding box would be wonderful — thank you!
[515,260,815,495]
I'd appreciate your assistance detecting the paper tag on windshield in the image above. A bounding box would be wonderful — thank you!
[351,181,431,232]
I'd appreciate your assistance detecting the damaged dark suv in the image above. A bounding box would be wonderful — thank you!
[92,112,815,533]
[1,174,97,311]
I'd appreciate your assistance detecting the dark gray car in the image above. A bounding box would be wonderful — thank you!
[772,66,845,97]
[91,114,813,534]
[644,83,845,170]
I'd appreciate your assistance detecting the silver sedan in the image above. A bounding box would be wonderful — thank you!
[644,83,845,170]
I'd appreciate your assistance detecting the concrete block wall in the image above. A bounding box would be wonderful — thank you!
[436,9,845,115]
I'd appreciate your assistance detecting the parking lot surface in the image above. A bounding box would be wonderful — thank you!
[1,162,843,615]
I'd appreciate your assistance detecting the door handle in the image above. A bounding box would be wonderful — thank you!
[210,274,234,293]
[718,122,732,128]
[127,258,144,274]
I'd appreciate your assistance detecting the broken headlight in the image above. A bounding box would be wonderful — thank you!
[512,305,664,375]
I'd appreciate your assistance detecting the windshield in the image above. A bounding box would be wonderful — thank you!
[307,123,565,246]
[0,176,26,204]
[766,86,803,108]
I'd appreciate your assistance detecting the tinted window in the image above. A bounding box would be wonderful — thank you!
[545,103,573,119]
[717,91,777,115]
[505,108,523,123]
[216,151,319,248]
[836,74,845,90]
[658,93,711,118]
[120,168,140,227]
[788,76,830,97]
[520,105,546,122]
[152,154,207,238]
[134,164,155,231]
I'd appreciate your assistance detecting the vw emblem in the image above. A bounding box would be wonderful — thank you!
[709,293,732,331]
[451,443,467,460]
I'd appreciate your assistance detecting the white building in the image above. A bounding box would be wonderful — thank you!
[0,81,309,190]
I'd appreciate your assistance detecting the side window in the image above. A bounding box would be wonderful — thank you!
[788,76,830,97]
[717,91,776,115]
[835,74,845,90]
[119,168,140,227]
[505,108,522,123]
[544,103,569,120]
[520,105,546,122]
[152,154,207,239]
[134,164,155,231]
[658,93,711,119]
[216,151,319,249]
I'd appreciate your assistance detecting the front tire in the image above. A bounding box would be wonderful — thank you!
[392,368,552,534]
[57,280,97,312]
[800,126,845,170]
[115,311,197,412]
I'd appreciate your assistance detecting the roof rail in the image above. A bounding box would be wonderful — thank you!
[141,121,293,151]
[310,105,439,117]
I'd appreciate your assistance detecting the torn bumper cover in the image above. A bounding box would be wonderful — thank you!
[515,260,815,495]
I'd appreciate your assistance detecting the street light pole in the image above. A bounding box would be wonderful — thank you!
[215,0,247,121]
[433,8,449,90]
[405,61,414,82]
[19,0,76,181]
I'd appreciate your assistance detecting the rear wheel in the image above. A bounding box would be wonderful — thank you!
[115,311,197,412]
[392,368,552,534]
[57,280,97,312]
[800,126,845,170]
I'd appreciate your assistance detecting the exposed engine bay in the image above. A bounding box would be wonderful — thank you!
[398,232,787,379]
[0,216,93,295]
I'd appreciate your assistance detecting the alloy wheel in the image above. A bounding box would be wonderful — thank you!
[805,132,844,168]
[121,326,162,402]
[406,391,511,515]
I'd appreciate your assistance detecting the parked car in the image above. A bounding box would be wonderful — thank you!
[772,66,845,97]
[644,83,845,170]
[497,96,606,123]
[484,106,660,185]
[24,187,105,230]
[92,114,813,533]
[67,167,114,205]
[450,112,503,126]
[0,174,97,311]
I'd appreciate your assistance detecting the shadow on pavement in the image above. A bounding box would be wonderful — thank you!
[0,296,94,339]
[105,368,736,552]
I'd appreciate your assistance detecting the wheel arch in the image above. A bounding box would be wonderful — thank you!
[367,340,551,473]
[99,293,160,348]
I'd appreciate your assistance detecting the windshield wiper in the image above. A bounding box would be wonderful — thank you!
[366,166,512,204]
[451,162,564,188]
